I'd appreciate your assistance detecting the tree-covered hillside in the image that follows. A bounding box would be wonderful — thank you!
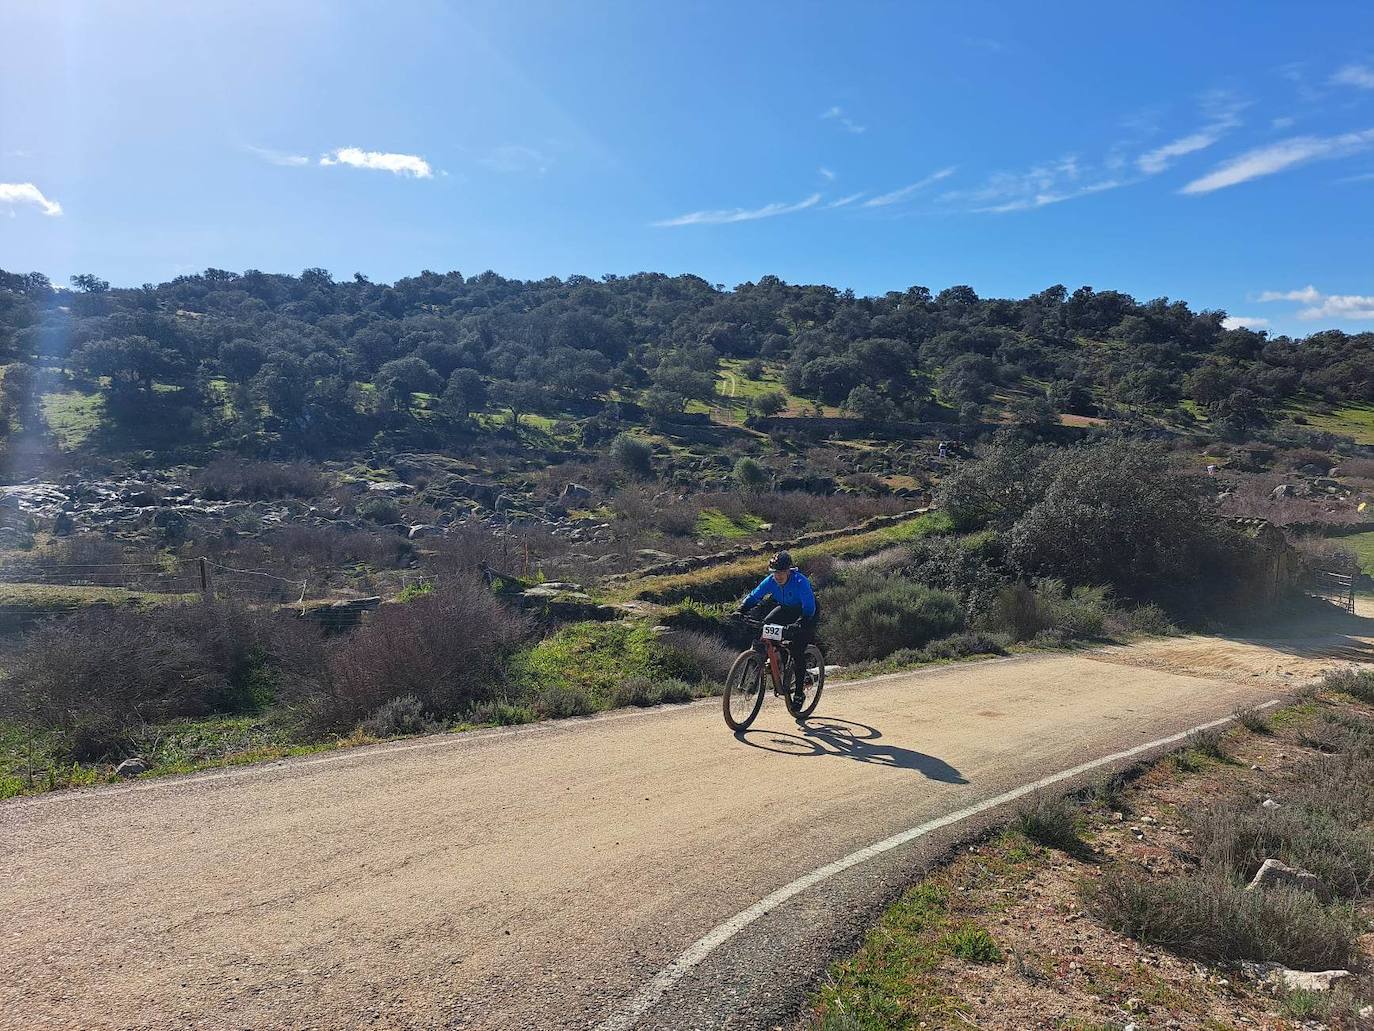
[2,267,1371,462]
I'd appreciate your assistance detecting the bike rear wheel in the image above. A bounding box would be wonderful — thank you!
[785,644,826,719]
[723,650,766,731]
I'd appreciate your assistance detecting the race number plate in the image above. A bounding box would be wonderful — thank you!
[762,623,785,641]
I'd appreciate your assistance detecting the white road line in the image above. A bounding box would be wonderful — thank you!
[592,699,1283,1031]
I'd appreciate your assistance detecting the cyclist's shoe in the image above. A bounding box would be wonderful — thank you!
[790,685,807,709]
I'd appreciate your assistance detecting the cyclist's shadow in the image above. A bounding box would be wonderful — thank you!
[738,717,967,784]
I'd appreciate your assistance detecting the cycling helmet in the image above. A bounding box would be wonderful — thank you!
[768,550,793,571]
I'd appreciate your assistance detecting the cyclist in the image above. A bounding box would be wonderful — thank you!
[734,551,818,708]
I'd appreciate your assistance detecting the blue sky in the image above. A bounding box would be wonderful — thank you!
[2,1,1373,337]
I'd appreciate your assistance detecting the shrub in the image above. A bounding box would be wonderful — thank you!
[1187,726,1227,760]
[316,578,529,729]
[195,457,328,501]
[396,581,435,603]
[1014,794,1082,852]
[1232,704,1271,734]
[1189,797,1374,899]
[754,390,786,416]
[467,700,536,726]
[610,433,653,477]
[1321,667,1374,703]
[612,676,696,708]
[530,682,597,718]
[656,629,736,684]
[922,630,1008,661]
[822,577,963,662]
[985,582,1046,641]
[1086,870,1359,968]
[0,600,320,760]
[1123,603,1175,636]
[357,496,402,524]
[359,695,441,738]
[733,457,769,490]
[942,924,1002,963]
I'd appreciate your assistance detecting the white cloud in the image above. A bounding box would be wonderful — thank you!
[827,192,864,208]
[247,144,309,167]
[862,167,957,207]
[1221,315,1270,330]
[1272,116,1296,130]
[943,156,1128,213]
[1258,285,1321,303]
[1181,128,1374,193]
[818,166,836,181]
[1255,285,1374,321]
[820,106,866,134]
[1137,131,1224,174]
[1135,90,1245,175]
[0,182,62,216]
[653,193,822,227]
[1332,64,1374,89]
[320,147,433,178]
[1337,170,1374,183]
[1299,293,1374,320]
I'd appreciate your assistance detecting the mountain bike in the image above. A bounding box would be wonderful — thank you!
[723,616,825,731]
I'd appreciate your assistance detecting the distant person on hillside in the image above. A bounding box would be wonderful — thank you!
[938,441,949,461]
[734,551,819,709]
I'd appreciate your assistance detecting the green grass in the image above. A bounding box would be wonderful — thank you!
[1286,400,1374,444]
[1341,531,1374,576]
[694,507,766,539]
[508,620,688,706]
[808,832,1042,1029]
[40,388,104,449]
[623,510,952,603]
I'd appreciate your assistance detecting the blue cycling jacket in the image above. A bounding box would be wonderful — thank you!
[743,569,817,619]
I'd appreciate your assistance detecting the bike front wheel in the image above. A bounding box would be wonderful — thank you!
[785,644,826,719]
[723,650,766,731]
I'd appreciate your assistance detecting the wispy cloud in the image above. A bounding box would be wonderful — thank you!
[0,182,62,216]
[1256,285,1374,320]
[818,166,836,181]
[1272,116,1297,130]
[1257,285,1321,303]
[862,167,957,207]
[827,192,864,208]
[1181,128,1374,193]
[246,144,310,167]
[653,193,822,227]
[1137,131,1224,175]
[1135,90,1245,175]
[820,105,866,134]
[1221,315,1270,330]
[479,145,549,174]
[1337,170,1374,183]
[320,147,433,178]
[943,157,1127,213]
[1332,64,1374,89]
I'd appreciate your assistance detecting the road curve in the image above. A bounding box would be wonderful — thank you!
[4,607,1372,1031]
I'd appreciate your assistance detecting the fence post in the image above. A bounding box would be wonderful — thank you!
[199,557,211,601]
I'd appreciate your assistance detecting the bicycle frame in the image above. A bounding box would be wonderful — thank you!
[749,624,793,695]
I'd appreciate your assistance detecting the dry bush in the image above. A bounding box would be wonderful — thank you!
[315,578,530,729]
[0,601,322,759]
[1015,793,1083,852]
[1290,535,1359,575]
[1335,457,1374,480]
[1281,448,1335,472]
[195,456,328,500]
[1087,870,1359,969]
[1215,475,1365,527]
[657,629,736,683]
[1189,797,1374,899]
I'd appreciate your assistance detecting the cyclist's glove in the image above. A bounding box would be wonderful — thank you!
[785,620,802,634]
